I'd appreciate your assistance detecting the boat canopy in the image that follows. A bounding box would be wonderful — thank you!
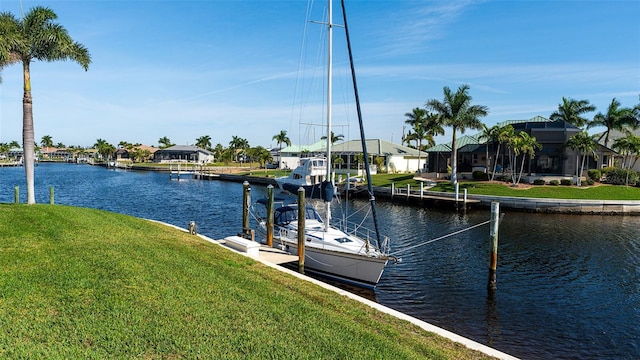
[274,205,323,226]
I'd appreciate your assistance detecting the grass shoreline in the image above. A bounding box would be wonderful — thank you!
[0,204,497,359]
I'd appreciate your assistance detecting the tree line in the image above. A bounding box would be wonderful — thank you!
[404,84,640,186]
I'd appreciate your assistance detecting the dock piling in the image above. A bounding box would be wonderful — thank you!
[242,181,251,238]
[488,202,500,291]
[266,185,274,247]
[14,186,19,204]
[49,186,54,205]
[297,187,305,273]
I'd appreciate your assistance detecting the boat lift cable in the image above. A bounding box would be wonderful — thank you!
[390,219,493,257]
[340,0,382,250]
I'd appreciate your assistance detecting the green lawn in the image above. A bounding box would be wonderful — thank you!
[362,173,640,200]
[427,182,640,200]
[0,204,493,359]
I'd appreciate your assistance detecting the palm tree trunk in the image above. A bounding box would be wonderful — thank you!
[450,128,458,185]
[417,139,422,173]
[517,155,526,185]
[579,153,586,186]
[485,143,489,177]
[22,61,36,204]
[491,144,501,181]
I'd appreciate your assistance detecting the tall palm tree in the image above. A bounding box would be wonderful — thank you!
[1,7,90,204]
[566,131,599,186]
[426,84,488,184]
[550,97,596,129]
[588,98,638,148]
[404,108,427,171]
[195,135,212,150]
[272,130,291,168]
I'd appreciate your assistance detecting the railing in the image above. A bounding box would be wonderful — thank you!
[333,218,391,254]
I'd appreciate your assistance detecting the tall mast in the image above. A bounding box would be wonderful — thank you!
[324,0,333,231]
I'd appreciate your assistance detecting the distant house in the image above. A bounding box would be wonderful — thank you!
[153,145,214,164]
[115,145,159,163]
[600,128,640,171]
[279,139,422,174]
[425,116,617,178]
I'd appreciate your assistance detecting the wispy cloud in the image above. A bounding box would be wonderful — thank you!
[375,1,479,56]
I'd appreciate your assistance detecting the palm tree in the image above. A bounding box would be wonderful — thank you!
[54,142,65,149]
[195,135,212,150]
[426,84,488,184]
[508,131,541,185]
[612,133,640,170]
[40,135,53,149]
[40,135,53,158]
[403,130,417,148]
[229,136,249,163]
[320,131,344,144]
[272,130,291,168]
[0,143,10,159]
[404,108,444,172]
[550,97,596,129]
[248,146,273,169]
[566,131,599,186]
[158,136,174,149]
[479,124,514,181]
[588,98,638,148]
[213,143,224,161]
[1,7,90,204]
[0,12,21,83]
[229,136,242,161]
[94,138,115,162]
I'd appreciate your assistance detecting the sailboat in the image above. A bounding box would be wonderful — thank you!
[258,0,393,288]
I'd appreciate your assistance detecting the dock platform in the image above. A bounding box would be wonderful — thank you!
[258,245,297,264]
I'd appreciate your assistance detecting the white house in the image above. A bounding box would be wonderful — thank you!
[278,139,422,174]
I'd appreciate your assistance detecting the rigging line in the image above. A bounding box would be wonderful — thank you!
[292,0,313,146]
[390,219,492,257]
[340,0,382,249]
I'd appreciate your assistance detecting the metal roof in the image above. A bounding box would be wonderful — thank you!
[331,139,421,156]
[280,140,326,153]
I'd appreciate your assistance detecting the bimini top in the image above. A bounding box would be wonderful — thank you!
[273,204,323,226]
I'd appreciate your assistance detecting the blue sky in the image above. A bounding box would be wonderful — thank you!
[0,0,638,149]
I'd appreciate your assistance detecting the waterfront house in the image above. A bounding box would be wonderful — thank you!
[153,145,214,164]
[425,116,617,179]
[278,139,421,174]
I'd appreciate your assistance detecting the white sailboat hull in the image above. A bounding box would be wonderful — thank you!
[274,237,388,288]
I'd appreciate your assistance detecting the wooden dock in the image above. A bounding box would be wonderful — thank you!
[258,245,297,265]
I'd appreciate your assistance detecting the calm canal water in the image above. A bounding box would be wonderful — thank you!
[2,163,639,359]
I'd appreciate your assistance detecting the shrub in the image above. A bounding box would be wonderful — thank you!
[560,179,573,186]
[532,179,546,185]
[549,180,559,186]
[584,178,595,186]
[496,175,510,182]
[602,167,639,186]
[587,169,601,181]
[472,170,488,181]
